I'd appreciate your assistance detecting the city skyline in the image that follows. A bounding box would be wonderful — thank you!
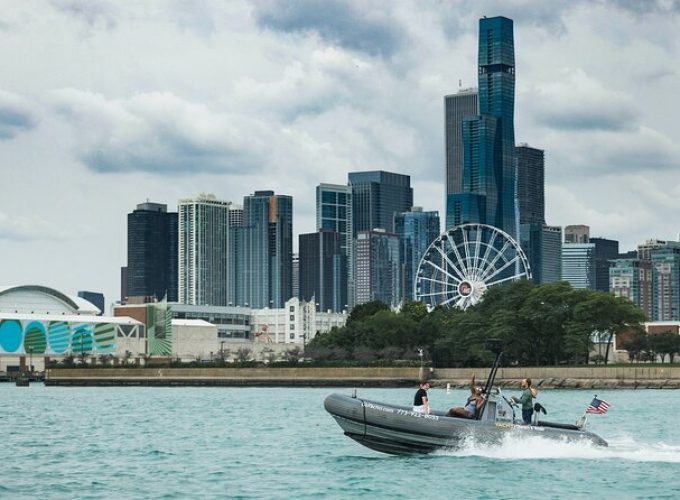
[1,1,679,307]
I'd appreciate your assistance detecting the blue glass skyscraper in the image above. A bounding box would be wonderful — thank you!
[449,16,517,240]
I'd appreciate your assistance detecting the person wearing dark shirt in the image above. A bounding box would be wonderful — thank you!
[413,381,431,414]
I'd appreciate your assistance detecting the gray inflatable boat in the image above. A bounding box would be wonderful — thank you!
[324,341,608,455]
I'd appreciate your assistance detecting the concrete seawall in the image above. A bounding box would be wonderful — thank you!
[43,365,680,388]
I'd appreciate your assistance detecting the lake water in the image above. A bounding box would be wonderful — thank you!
[2,384,679,499]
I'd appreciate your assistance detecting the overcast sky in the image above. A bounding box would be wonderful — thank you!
[1,0,679,309]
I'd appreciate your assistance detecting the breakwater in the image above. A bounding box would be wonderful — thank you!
[43,365,680,388]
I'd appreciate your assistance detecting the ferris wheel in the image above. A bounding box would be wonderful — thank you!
[414,223,531,310]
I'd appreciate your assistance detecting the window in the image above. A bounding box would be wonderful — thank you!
[290,324,295,330]
[289,306,295,312]
[290,315,295,320]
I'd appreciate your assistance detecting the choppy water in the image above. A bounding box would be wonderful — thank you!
[1,384,679,499]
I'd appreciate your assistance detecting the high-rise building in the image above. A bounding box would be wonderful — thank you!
[445,89,478,229]
[650,242,680,321]
[126,202,178,303]
[292,253,299,299]
[348,171,413,235]
[240,191,293,309]
[610,258,652,319]
[394,207,440,300]
[562,243,596,289]
[354,229,400,308]
[178,194,235,306]
[520,224,562,284]
[564,225,590,244]
[316,183,354,306]
[591,237,619,293]
[447,16,517,240]
[516,144,545,225]
[299,230,348,313]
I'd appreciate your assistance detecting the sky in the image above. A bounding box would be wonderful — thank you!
[1,0,679,310]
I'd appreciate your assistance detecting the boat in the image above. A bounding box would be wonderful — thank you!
[324,340,608,455]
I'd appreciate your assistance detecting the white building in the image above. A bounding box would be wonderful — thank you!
[250,297,347,344]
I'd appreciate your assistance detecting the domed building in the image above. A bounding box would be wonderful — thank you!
[0,285,144,372]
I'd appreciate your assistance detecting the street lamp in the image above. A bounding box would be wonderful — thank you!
[220,340,226,362]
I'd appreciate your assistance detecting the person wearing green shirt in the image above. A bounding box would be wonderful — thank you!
[510,378,536,424]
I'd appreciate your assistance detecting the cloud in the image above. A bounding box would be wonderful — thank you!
[50,0,119,29]
[529,69,639,132]
[253,0,405,57]
[0,89,38,139]
[607,0,680,15]
[52,89,269,175]
[0,212,73,242]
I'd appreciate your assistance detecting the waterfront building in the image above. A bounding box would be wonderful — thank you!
[354,229,401,307]
[591,237,619,293]
[299,230,348,313]
[178,194,236,306]
[348,171,413,236]
[520,224,562,284]
[445,89,478,229]
[316,183,354,307]
[394,207,440,300]
[562,243,596,289]
[564,225,590,244]
[447,16,517,240]
[250,297,347,345]
[610,258,652,319]
[0,284,143,371]
[126,202,178,303]
[638,239,666,260]
[239,191,293,309]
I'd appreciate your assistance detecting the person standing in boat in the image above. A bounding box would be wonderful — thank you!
[413,381,431,414]
[510,378,537,424]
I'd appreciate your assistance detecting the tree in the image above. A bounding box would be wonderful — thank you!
[623,331,648,362]
[649,332,680,363]
[282,346,302,363]
[346,300,389,325]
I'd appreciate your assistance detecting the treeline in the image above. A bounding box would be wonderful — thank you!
[307,281,647,367]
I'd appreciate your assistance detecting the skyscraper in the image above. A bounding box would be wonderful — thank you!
[241,190,293,309]
[445,89,478,229]
[348,171,413,235]
[394,207,440,300]
[448,16,517,240]
[316,183,354,306]
[516,144,545,225]
[520,224,562,284]
[178,194,234,306]
[591,237,619,293]
[354,229,400,308]
[650,242,680,321]
[610,258,652,319]
[299,230,347,312]
[126,202,178,302]
[562,243,596,289]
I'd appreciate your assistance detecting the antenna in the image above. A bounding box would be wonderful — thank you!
[459,79,462,89]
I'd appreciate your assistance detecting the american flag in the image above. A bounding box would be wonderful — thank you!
[586,397,610,414]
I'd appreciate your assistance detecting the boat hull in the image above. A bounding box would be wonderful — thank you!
[325,393,607,455]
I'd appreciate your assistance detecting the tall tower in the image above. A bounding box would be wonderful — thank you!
[299,230,347,313]
[126,202,178,302]
[348,171,413,236]
[450,16,517,240]
[241,190,293,309]
[178,194,233,306]
[516,144,545,225]
[445,89,478,229]
[316,183,354,307]
[394,207,440,300]
[354,229,401,308]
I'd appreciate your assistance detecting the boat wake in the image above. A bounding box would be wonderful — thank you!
[434,433,680,463]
